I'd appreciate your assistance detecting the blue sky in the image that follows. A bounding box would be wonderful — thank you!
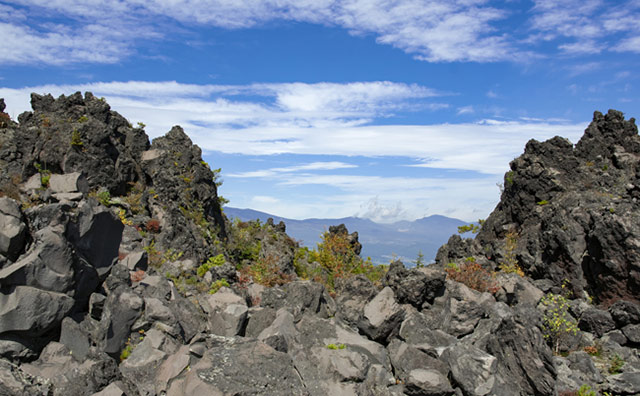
[0,0,638,222]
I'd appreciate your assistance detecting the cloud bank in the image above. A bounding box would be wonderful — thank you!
[3,0,639,66]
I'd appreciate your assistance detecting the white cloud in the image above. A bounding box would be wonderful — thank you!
[6,0,640,66]
[0,22,128,65]
[251,196,280,205]
[0,80,446,133]
[358,197,406,223]
[566,62,602,76]
[614,36,640,53]
[228,161,357,178]
[457,105,474,115]
[5,0,516,64]
[559,40,602,54]
[238,172,502,222]
[0,81,586,177]
[529,0,640,55]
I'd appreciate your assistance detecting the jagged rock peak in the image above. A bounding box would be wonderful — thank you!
[438,109,640,305]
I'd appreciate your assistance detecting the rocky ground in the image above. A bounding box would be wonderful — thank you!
[0,94,639,395]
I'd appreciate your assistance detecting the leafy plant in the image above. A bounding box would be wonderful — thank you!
[70,129,83,147]
[34,163,51,187]
[239,254,295,288]
[118,209,133,226]
[120,339,133,361]
[197,254,225,277]
[445,258,498,294]
[309,230,385,291]
[77,115,88,123]
[326,343,346,350]
[583,343,602,357]
[209,278,229,294]
[609,354,625,374]
[93,190,111,206]
[540,291,578,354]
[458,223,479,234]
[576,385,596,396]
[499,230,524,276]
[0,112,11,128]
[123,182,145,214]
[137,122,146,128]
[415,250,425,268]
[537,200,549,206]
[146,219,161,233]
[505,170,515,185]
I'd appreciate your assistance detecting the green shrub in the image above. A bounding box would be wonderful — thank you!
[326,343,346,350]
[70,129,84,147]
[505,170,515,185]
[77,115,88,123]
[95,190,111,206]
[119,339,133,361]
[458,223,479,234]
[239,254,295,287]
[609,354,625,374]
[576,384,596,396]
[415,250,425,268]
[498,230,524,276]
[197,254,225,277]
[209,278,229,294]
[537,200,549,206]
[540,292,578,354]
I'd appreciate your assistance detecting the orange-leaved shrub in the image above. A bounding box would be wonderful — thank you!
[445,258,498,294]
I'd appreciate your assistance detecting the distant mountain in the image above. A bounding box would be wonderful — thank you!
[224,207,468,265]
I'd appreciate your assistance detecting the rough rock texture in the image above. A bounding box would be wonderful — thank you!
[437,110,640,305]
[1,95,639,396]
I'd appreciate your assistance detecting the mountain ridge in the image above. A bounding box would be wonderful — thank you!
[224,206,468,264]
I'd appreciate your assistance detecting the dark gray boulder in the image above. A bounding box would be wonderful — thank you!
[382,260,445,307]
[0,197,27,262]
[441,343,497,396]
[100,289,144,357]
[0,226,75,293]
[358,286,405,343]
[0,286,74,337]
[0,358,52,396]
[166,336,307,396]
[20,342,121,396]
[578,307,616,337]
[603,372,640,395]
[67,201,123,279]
[261,280,334,321]
[610,300,640,327]
[484,307,556,396]
[203,287,248,336]
[334,274,379,327]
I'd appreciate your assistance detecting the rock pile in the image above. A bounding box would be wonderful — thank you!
[0,94,638,395]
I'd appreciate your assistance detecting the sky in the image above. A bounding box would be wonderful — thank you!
[0,1,638,223]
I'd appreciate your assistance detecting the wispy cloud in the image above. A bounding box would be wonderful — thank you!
[228,161,357,178]
[457,105,474,115]
[1,0,517,64]
[4,0,640,66]
[0,81,586,177]
[529,0,640,55]
[0,80,446,131]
